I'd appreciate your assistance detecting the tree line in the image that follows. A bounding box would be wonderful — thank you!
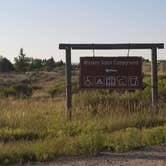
[0,48,64,72]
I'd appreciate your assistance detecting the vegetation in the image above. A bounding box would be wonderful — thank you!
[14,49,64,72]
[0,84,33,98]
[0,97,165,165]
[48,80,79,97]
[0,57,14,72]
[0,48,65,73]
[0,62,165,164]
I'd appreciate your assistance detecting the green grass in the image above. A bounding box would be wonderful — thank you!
[0,74,165,164]
[0,126,165,165]
[48,80,79,97]
[0,95,165,165]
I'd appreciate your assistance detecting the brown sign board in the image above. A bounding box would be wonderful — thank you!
[80,57,143,90]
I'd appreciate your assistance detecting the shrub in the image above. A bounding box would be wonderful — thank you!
[48,80,66,97]
[78,131,104,155]
[0,87,16,98]
[158,79,166,101]
[49,80,79,97]
[0,128,39,142]
[0,57,14,72]
[141,126,165,146]
[0,84,33,98]
[12,84,33,98]
[73,89,151,111]
[106,128,141,152]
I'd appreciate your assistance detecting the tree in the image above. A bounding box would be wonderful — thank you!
[43,57,56,71]
[30,59,43,70]
[0,56,14,72]
[14,48,64,72]
[14,48,31,72]
[55,60,64,67]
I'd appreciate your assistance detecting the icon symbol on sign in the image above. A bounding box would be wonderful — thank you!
[106,76,116,87]
[84,76,94,87]
[128,76,139,86]
[95,77,105,86]
[117,76,127,86]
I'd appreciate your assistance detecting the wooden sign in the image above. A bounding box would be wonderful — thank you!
[80,57,143,89]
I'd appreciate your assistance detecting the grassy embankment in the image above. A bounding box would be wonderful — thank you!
[0,73,165,164]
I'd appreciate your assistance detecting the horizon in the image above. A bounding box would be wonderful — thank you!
[0,0,166,62]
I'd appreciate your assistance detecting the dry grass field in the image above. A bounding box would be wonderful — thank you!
[0,69,165,165]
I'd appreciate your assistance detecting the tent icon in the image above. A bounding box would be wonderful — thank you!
[95,77,105,86]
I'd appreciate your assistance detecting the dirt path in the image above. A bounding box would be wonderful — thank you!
[30,145,166,166]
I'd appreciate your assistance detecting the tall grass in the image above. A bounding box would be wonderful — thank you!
[0,89,165,164]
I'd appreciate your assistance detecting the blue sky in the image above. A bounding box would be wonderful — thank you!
[0,0,166,62]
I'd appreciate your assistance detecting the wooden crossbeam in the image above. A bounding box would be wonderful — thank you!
[59,43,164,50]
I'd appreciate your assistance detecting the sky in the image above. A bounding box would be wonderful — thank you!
[0,0,166,63]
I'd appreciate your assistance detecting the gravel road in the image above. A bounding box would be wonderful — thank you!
[30,145,166,166]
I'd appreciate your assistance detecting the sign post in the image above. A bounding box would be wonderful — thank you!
[65,47,72,120]
[151,48,158,110]
[60,43,164,120]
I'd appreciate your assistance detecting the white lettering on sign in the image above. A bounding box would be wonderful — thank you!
[101,60,113,65]
[102,60,139,66]
[83,61,100,65]
[83,60,139,66]
[105,69,117,73]
[113,60,139,66]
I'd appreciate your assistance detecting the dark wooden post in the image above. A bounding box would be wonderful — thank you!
[151,48,158,109]
[65,47,72,120]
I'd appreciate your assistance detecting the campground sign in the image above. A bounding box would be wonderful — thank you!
[80,57,143,89]
[59,43,164,120]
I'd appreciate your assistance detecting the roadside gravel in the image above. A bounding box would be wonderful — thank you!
[29,145,166,166]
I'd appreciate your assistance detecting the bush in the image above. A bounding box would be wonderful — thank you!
[49,80,79,97]
[48,80,66,97]
[141,126,165,146]
[73,89,151,111]
[105,126,166,152]
[42,57,56,71]
[0,128,39,142]
[106,128,141,152]
[0,84,33,98]
[0,57,14,72]
[78,131,104,155]
[158,79,166,101]
[0,87,16,98]
[12,84,33,98]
